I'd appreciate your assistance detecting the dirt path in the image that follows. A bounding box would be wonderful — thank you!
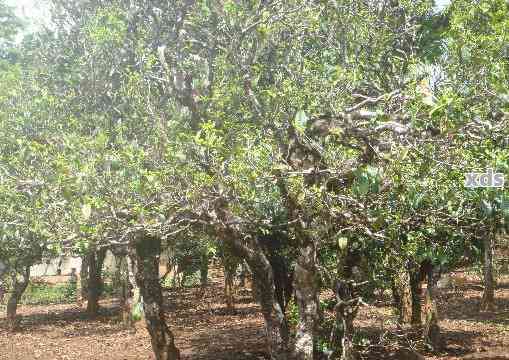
[1,270,509,359]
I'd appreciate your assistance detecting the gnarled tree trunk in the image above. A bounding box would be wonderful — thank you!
[214,199,291,359]
[221,243,241,313]
[77,255,89,306]
[200,252,209,287]
[393,270,413,324]
[423,265,442,350]
[114,254,131,326]
[249,253,290,360]
[112,254,125,294]
[332,280,360,360]
[481,227,496,311]
[238,261,248,288]
[134,235,180,360]
[224,262,236,313]
[86,248,107,317]
[410,270,423,326]
[121,253,142,326]
[332,245,363,360]
[6,266,30,332]
[293,243,320,360]
[220,225,291,360]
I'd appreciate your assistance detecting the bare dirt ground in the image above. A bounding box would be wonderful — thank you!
[353,271,509,360]
[0,270,508,359]
[0,268,267,360]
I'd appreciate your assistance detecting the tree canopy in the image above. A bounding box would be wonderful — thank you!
[0,1,508,359]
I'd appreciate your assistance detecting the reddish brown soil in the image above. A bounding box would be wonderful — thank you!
[353,271,509,359]
[0,269,267,360]
[0,270,508,359]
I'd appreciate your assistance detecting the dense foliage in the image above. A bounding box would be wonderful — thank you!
[0,0,508,359]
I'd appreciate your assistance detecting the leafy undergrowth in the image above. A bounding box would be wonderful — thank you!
[0,271,508,359]
[4,278,117,306]
[19,279,77,305]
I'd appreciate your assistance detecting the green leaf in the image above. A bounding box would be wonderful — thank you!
[337,237,348,250]
[81,203,92,220]
[481,199,493,218]
[294,110,308,132]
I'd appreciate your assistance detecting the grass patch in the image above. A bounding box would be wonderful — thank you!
[20,280,77,305]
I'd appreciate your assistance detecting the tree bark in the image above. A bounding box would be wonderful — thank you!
[115,254,131,326]
[238,261,248,288]
[332,280,359,360]
[481,226,496,311]
[224,262,236,313]
[249,254,290,360]
[410,270,423,326]
[293,243,320,360]
[134,235,180,360]
[214,202,290,359]
[123,253,143,325]
[423,272,442,350]
[200,252,209,287]
[78,255,89,305]
[394,270,413,324]
[219,226,290,360]
[86,248,107,316]
[6,266,30,332]
[113,254,125,295]
[274,165,320,359]
[331,246,362,360]
[86,251,100,316]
